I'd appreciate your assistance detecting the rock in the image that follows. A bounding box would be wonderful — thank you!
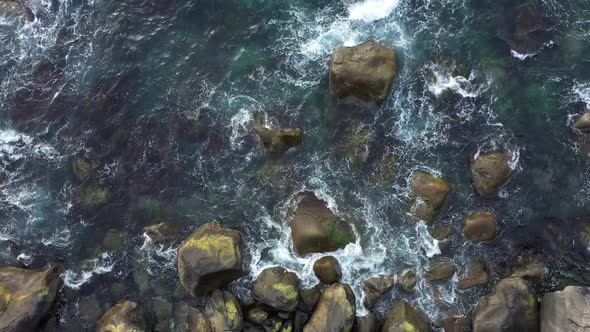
[0,264,62,332]
[373,155,400,184]
[382,300,432,332]
[409,171,452,224]
[498,2,554,54]
[541,286,590,332]
[343,121,371,169]
[458,260,489,290]
[444,314,472,332]
[362,274,394,309]
[473,277,539,332]
[72,158,94,182]
[509,257,545,282]
[294,311,310,332]
[463,212,497,242]
[253,266,300,312]
[97,301,147,332]
[255,127,303,153]
[0,0,34,21]
[177,221,244,296]
[103,229,126,252]
[299,286,321,313]
[425,260,455,282]
[203,290,243,332]
[397,270,417,293]
[144,222,181,246]
[246,307,269,324]
[153,296,173,322]
[172,303,211,332]
[303,283,356,332]
[313,256,342,285]
[329,41,399,104]
[79,184,110,209]
[354,313,381,332]
[573,111,590,133]
[471,152,512,197]
[289,192,355,256]
[430,226,456,241]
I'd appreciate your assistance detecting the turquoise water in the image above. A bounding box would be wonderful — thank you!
[0,0,589,329]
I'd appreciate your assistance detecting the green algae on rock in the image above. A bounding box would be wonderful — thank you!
[382,300,432,332]
[303,282,356,332]
[253,266,300,312]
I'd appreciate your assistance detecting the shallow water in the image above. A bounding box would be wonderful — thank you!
[0,0,589,329]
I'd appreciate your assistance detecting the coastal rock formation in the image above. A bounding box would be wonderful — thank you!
[289,192,355,256]
[573,111,590,132]
[173,304,212,332]
[458,260,489,290]
[397,270,417,293]
[471,152,512,197]
[143,222,181,246]
[409,171,452,224]
[498,2,554,54]
[362,274,394,309]
[510,257,545,282]
[255,126,303,153]
[253,266,300,312]
[177,221,244,296]
[463,212,497,242]
[354,313,381,332]
[313,256,342,285]
[0,264,62,332]
[425,260,455,282]
[382,300,432,332]
[541,286,590,332]
[97,301,147,332]
[329,41,399,104]
[203,290,243,331]
[474,277,539,332]
[444,314,472,332]
[304,282,356,332]
[0,0,34,21]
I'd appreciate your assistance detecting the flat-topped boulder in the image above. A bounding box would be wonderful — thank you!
[0,264,62,332]
[177,221,244,296]
[382,300,432,332]
[541,286,590,332]
[97,301,147,332]
[329,41,399,104]
[463,212,497,242]
[255,126,303,153]
[471,152,512,197]
[409,171,452,224]
[304,282,356,332]
[289,192,355,256]
[253,266,300,312]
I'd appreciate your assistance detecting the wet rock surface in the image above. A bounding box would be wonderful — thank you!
[97,301,147,332]
[313,256,342,285]
[253,266,300,312]
[255,126,303,153]
[463,212,497,242]
[382,300,432,332]
[471,152,512,197]
[362,274,394,309]
[541,286,590,332]
[303,282,356,332]
[409,171,452,224]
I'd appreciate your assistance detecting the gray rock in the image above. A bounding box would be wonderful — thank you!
[541,286,590,332]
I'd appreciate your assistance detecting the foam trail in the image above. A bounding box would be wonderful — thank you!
[348,0,400,22]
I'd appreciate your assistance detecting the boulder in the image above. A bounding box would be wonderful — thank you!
[463,212,497,242]
[299,286,321,313]
[444,314,472,332]
[541,286,590,332]
[289,192,355,256]
[425,260,455,282]
[177,221,244,296]
[253,266,300,312]
[573,111,590,133]
[97,301,147,332]
[382,300,432,332]
[409,171,452,224]
[79,184,110,209]
[354,313,381,332]
[362,274,394,309]
[72,158,95,182]
[313,256,342,285]
[0,0,34,21]
[0,264,62,331]
[497,2,553,54]
[255,126,303,153]
[471,152,512,197]
[144,222,181,246]
[458,260,489,290]
[329,41,399,104]
[397,270,417,293]
[172,303,211,332]
[430,226,456,241]
[303,283,356,332]
[203,290,243,332]
[246,307,269,325]
[473,277,539,332]
[509,257,545,282]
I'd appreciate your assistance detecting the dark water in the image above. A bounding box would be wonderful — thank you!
[0,0,590,329]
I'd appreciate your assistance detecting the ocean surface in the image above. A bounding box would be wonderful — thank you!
[1,0,590,329]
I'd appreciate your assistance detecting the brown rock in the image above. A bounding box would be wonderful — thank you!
[509,257,545,282]
[354,313,381,332]
[425,260,455,282]
[246,307,269,325]
[362,274,394,309]
[573,111,590,132]
[303,283,356,332]
[409,171,452,224]
[430,226,456,241]
[458,260,489,290]
[0,0,34,21]
[397,270,417,293]
[97,301,147,332]
[541,286,590,332]
[255,127,303,153]
[299,285,322,313]
[444,314,472,332]
[253,266,300,312]
[471,152,512,197]
[463,212,497,242]
[144,222,181,246]
[203,290,243,332]
[382,300,432,332]
[313,256,342,284]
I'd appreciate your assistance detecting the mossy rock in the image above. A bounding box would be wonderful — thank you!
[382,300,432,332]
[203,290,243,331]
[343,121,371,169]
[373,155,400,184]
[303,283,356,332]
[103,229,126,252]
[253,266,300,312]
[79,184,110,209]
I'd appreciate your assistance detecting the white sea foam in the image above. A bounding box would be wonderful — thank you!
[511,49,536,61]
[347,0,400,22]
[63,252,115,289]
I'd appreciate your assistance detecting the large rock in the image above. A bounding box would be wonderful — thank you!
[425,260,455,282]
[289,192,355,256]
[471,152,512,197]
[409,171,452,224]
[509,257,545,282]
[497,2,553,54]
[0,0,34,21]
[354,313,381,332]
[253,266,300,312]
[573,111,590,133]
[313,256,342,285]
[97,301,147,332]
[458,260,489,290]
[0,264,62,332]
[463,212,497,242]
[255,126,303,153]
[329,41,399,104]
[362,274,394,309]
[382,300,432,332]
[177,222,244,296]
[303,283,356,332]
[473,277,539,332]
[173,303,211,332]
[541,286,590,332]
[203,290,243,332]
[397,270,417,293]
[444,314,472,332]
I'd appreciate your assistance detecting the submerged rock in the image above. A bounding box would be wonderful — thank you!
[0,264,62,332]
[343,121,371,169]
[541,286,590,332]
[397,270,417,293]
[72,158,95,183]
[382,300,432,332]
[329,41,399,104]
[509,257,545,282]
[498,2,554,55]
[458,260,489,290]
[373,154,400,184]
[463,212,497,242]
[304,282,356,332]
[409,171,452,224]
[471,152,512,197]
[79,184,110,209]
[177,221,244,296]
[362,274,394,309]
[255,126,303,153]
[473,277,539,332]
[253,266,300,312]
[97,301,147,332]
[144,222,181,246]
[289,192,355,256]
[573,111,590,133]
[313,256,342,285]
[425,260,455,282]
[0,0,34,21]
